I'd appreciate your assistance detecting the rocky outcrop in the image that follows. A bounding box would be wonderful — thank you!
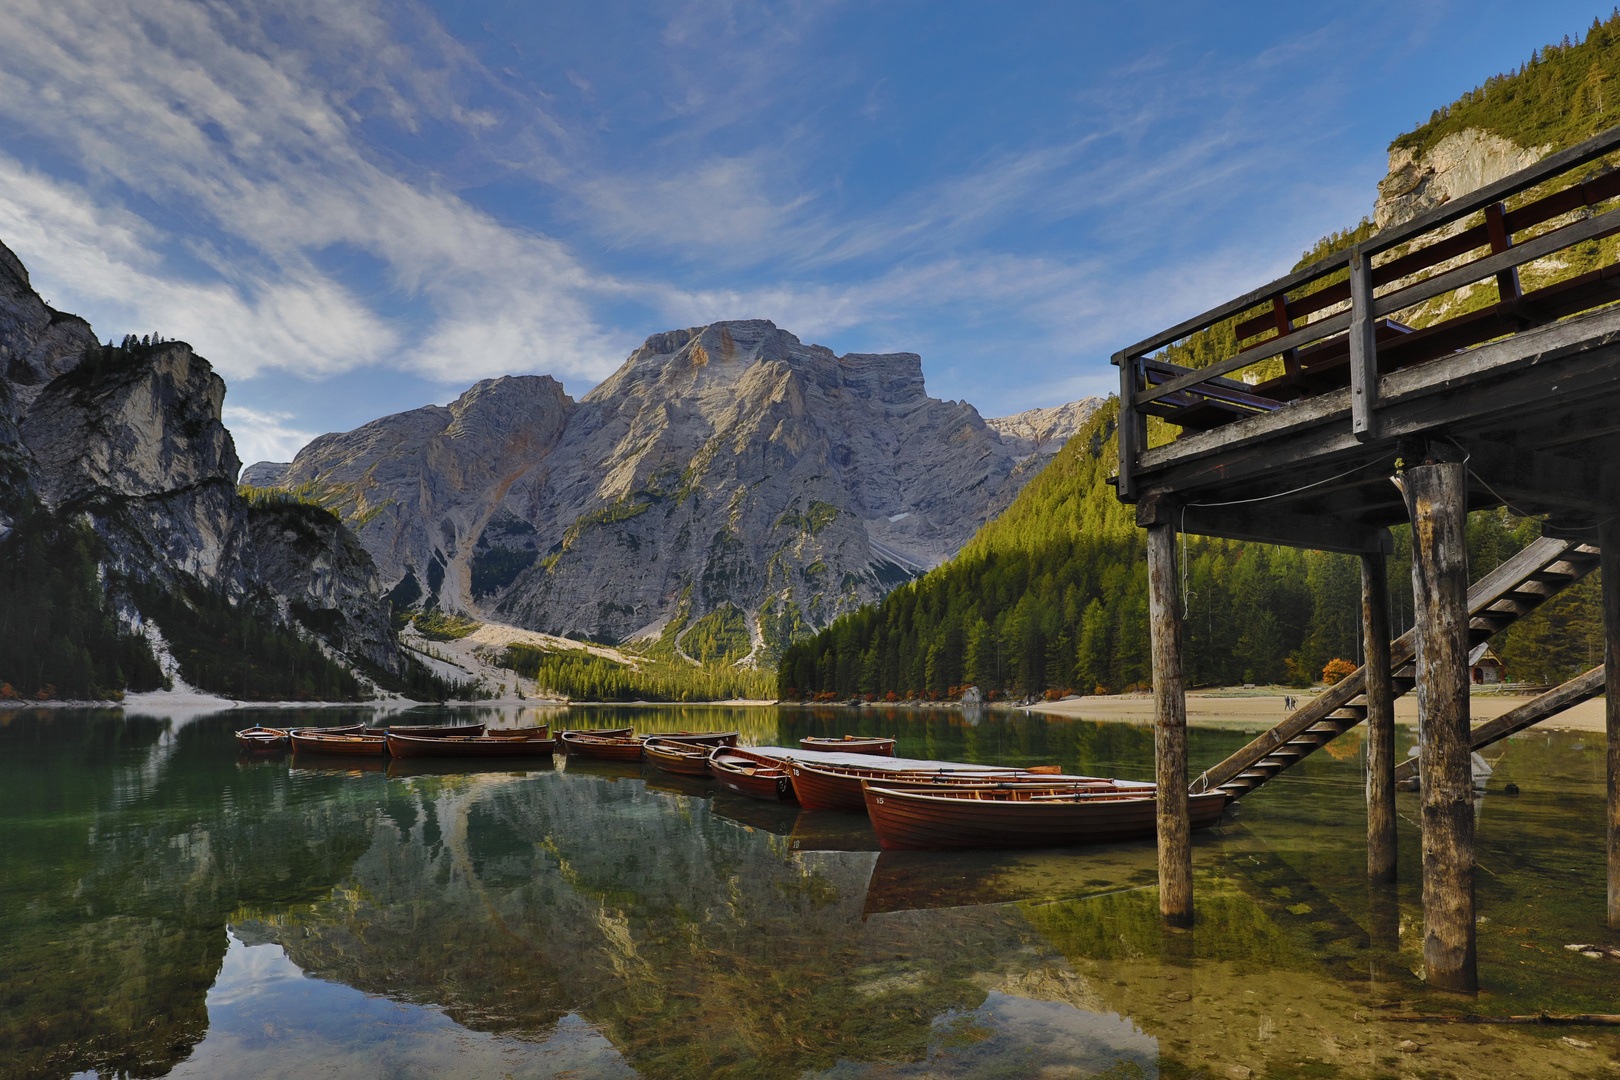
[0,238,402,682]
[240,460,291,487]
[273,375,573,616]
[1374,129,1549,229]
[247,501,400,673]
[986,399,1101,459]
[264,320,1093,656]
[0,238,98,411]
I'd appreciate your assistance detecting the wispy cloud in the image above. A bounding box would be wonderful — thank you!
[222,404,318,465]
[0,0,620,384]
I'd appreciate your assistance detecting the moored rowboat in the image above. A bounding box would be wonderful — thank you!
[651,730,740,747]
[559,730,645,761]
[799,735,895,756]
[378,721,487,737]
[235,725,289,752]
[862,782,1227,850]
[290,728,387,756]
[555,727,633,753]
[643,737,716,777]
[709,747,796,801]
[384,730,555,758]
[786,759,1137,813]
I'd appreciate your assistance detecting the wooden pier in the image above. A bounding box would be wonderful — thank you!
[1114,122,1620,992]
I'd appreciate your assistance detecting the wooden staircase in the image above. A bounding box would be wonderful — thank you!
[1192,537,1601,801]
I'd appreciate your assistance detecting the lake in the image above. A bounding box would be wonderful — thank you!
[3,703,1617,1079]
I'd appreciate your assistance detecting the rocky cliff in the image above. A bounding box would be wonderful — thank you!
[256,320,1097,657]
[0,237,402,685]
[1374,128,1549,229]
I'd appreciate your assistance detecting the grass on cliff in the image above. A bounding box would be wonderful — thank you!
[498,643,772,702]
[412,610,481,641]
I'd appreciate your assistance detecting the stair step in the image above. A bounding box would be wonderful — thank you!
[1237,770,1269,780]
[1256,759,1289,769]
[1306,722,1341,734]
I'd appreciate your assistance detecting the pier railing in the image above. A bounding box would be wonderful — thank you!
[1115,122,1620,500]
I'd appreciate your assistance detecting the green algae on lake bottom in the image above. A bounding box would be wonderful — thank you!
[2,704,1619,1079]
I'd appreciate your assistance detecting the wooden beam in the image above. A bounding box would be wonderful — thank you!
[1146,521,1192,926]
[1393,665,1605,782]
[1407,453,1478,994]
[1350,245,1378,441]
[1364,551,1396,883]
[1454,438,1599,511]
[1179,503,1394,555]
[1137,303,1620,476]
[1117,350,1140,502]
[1602,518,1620,930]
[1136,310,1351,405]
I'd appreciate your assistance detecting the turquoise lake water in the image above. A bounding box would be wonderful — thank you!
[3,703,1618,1079]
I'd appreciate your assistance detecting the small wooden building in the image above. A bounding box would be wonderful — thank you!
[1469,644,1505,685]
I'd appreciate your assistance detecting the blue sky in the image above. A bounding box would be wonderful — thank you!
[0,0,1607,464]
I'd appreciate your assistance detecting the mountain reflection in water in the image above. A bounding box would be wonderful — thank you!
[3,703,1618,1079]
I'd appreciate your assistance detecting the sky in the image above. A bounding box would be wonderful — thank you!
[0,0,1609,465]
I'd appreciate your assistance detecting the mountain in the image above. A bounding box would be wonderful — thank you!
[250,320,1098,659]
[0,237,409,700]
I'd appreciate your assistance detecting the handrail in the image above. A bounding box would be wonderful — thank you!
[1116,121,1620,366]
[1114,120,1620,498]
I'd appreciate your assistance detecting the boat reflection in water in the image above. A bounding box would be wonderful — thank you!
[7,704,1620,1080]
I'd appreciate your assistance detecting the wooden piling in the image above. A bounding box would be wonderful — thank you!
[1406,455,1477,993]
[1146,520,1192,925]
[1600,518,1620,929]
[1363,551,1397,882]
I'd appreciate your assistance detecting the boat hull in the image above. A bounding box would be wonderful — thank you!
[556,727,633,753]
[380,722,487,737]
[290,731,387,756]
[235,726,289,752]
[643,740,713,776]
[560,732,644,761]
[384,732,556,758]
[799,736,895,756]
[709,748,796,802]
[862,785,1227,850]
[787,761,1128,813]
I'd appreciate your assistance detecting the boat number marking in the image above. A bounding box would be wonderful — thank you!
[875,798,884,804]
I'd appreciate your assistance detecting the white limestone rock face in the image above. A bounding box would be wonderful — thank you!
[985,399,1101,459]
[280,319,1084,657]
[1374,129,1549,230]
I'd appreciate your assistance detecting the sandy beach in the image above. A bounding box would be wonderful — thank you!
[1023,688,1609,733]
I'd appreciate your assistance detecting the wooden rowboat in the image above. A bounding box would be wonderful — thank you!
[786,759,1135,813]
[384,730,555,758]
[799,735,895,756]
[555,727,633,753]
[559,730,645,761]
[235,725,289,752]
[287,723,366,736]
[650,730,740,747]
[290,728,387,756]
[643,737,715,777]
[378,721,487,737]
[708,747,796,802]
[862,782,1227,850]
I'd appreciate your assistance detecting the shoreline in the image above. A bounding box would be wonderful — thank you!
[5,689,1606,735]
